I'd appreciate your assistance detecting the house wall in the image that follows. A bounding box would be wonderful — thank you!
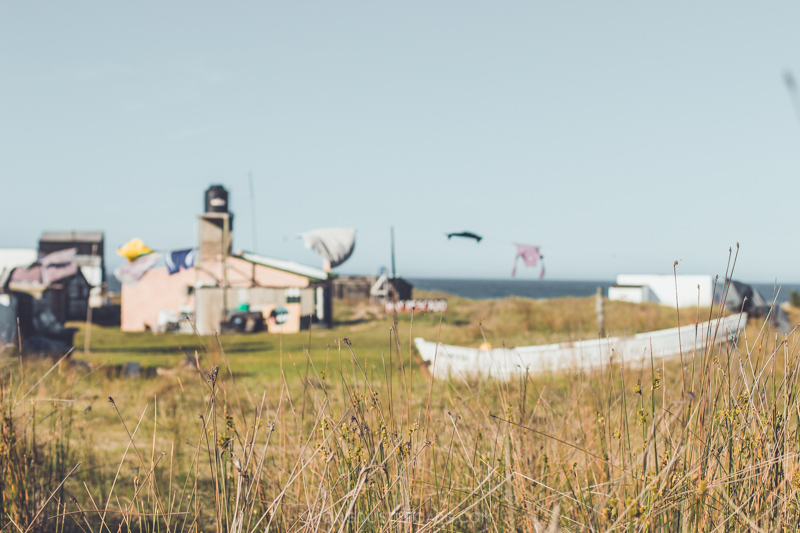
[192,287,311,334]
[616,275,713,308]
[122,267,195,331]
[65,275,91,320]
[264,302,302,333]
[608,285,657,304]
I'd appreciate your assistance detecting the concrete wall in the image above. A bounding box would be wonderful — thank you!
[616,274,714,308]
[194,287,224,336]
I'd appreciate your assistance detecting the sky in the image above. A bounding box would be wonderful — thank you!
[1,2,800,282]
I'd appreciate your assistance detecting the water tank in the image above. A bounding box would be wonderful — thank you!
[205,185,229,213]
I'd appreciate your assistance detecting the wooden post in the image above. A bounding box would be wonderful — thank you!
[596,286,605,338]
[249,171,258,254]
[84,243,97,354]
[16,317,22,354]
[84,302,93,354]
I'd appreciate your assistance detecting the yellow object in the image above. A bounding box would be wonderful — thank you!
[117,238,153,262]
[479,342,492,351]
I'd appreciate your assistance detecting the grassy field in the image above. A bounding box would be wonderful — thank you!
[72,291,694,380]
[2,289,799,532]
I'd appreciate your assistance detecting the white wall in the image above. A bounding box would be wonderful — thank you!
[608,285,657,304]
[616,274,714,308]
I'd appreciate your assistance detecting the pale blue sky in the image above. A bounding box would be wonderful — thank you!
[1,2,799,282]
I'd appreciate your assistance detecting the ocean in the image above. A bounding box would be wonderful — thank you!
[409,278,800,305]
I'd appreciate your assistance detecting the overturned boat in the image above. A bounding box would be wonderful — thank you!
[414,312,747,380]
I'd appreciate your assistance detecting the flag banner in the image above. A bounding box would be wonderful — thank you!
[117,238,153,262]
[516,244,541,267]
[41,248,78,285]
[165,249,196,275]
[299,228,355,268]
[385,299,448,313]
[114,253,160,286]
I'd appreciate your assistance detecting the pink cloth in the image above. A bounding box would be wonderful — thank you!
[41,248,78,285]
[516,244,541,267]
[511,244,544,278]
[10,265,42,283]
[114,253,160,286]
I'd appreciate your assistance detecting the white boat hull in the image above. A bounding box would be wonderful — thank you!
[414,312,747,380]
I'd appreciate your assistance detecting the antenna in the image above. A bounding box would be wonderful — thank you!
[248,172,257,253]
[390,226,396,278]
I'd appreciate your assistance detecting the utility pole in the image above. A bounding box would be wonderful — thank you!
[84,243,97,354]
[390,226,396,278]
[249,172,258,253]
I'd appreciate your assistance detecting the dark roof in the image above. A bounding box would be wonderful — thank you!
[40,232,104,243]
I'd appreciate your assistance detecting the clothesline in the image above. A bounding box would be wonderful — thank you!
[303,226,642,262]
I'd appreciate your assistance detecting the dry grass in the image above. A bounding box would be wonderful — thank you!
[2,277,800,531]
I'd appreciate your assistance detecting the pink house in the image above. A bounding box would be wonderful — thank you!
[121,252,330,334]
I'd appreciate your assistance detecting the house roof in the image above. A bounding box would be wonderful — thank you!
[40,231,104,243]
[236,251,329,281]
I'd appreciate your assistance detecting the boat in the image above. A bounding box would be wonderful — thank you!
[413,312,747,380]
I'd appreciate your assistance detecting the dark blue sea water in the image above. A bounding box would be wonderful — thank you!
[409,279,800,305]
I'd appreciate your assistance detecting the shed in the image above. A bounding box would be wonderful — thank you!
[614,274,714,308]
[333,276,375,300]
[39,232,105,307]
[607,285,658,304]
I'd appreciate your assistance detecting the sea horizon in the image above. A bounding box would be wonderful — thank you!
[408,277,800,305]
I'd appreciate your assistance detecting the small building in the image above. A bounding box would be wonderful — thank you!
[39,232,105,310]
[0,247,81,352]
[121,252,331,334]
[120,185,338,335]
[611,274,714,308]
[387,277,413,301]
[333,275,413,302]
[607,284,658,304]
[333,276,375,300]
[41,269,92,323]
[0,245,93,322]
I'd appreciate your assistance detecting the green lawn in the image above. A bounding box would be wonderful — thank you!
[72,291,692,381]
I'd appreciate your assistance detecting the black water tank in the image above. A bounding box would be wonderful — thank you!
[205,185,229,213]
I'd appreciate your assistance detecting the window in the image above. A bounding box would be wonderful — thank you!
[286,287,301,303]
